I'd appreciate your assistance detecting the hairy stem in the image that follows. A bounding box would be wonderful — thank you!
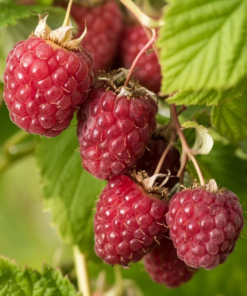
[73,246,92,296]
[124,29,156,86]
[170,104,205,186]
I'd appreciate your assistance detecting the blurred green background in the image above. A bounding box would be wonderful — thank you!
[0,1,247,296]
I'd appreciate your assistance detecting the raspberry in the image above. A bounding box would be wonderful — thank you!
[3,13,93,137]
[94,175,169,266]
[144,237,197,288]
[166,185,245,270]
[70,1,123,74]
[120,25,161,93]
[133,137,180,189]
[77,80,158,180]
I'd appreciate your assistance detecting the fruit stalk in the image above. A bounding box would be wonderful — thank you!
[114,265,123,296]
[63,0,74,26]
[73,246,92,296]
[118,0,160,59]
[124,29,156,86]
[170,104,205,186]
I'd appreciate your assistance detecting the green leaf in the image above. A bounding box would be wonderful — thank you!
[166,78,247,106]
[0,82,3,108]
[35,125,106,261]
[212,92,247,142]
[158,0,247,93]
[0,257,79,295]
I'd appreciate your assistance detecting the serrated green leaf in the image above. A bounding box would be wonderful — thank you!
[0,257,79,296]
[212,92,247,142]
[158,0,247,93]
[35,125,106,261]
[166,78,247,106]
[182,121,213,154]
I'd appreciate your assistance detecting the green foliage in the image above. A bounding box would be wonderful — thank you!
[35,124,106,261]
[0,257,79,295]
[212,93,247,142]
[166,78,247,106]
[158,0,247,93]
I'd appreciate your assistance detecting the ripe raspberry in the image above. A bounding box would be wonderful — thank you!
[77,79,158,180]
[166,184,245,270]
[3,13,93,137]
[94,175,169,266]
[133,137,180,189]
[144,237,197,288]
[120,25,161,93]
[70,1,122,74]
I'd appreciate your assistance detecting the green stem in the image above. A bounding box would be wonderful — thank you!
[114,265,123,296]
[73,246,92,296]
[62,0,74,27]
[0,131,35,176]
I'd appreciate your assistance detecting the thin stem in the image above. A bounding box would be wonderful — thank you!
[114,265,123,296]
[73,246,92,296]
[154,132,176,175]
[124,29,156,86]
[118,0,161,60]
[171,104,205,186]
[3,130,30,153]
[62,0,73,27]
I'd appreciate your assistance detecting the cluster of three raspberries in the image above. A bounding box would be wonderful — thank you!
[3,1,244,289]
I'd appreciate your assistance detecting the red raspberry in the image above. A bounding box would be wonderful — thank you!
[144,237,197,288]
[3,19,94,137]
[134,137,180,189]
[120,25,161,93]
[70,1,122,74]
[77,81,158,180]
[94,175,169,266]
[166,186,245,270]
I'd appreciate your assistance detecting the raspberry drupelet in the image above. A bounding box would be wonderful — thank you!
[166,180,245,270]
[94,175,169,266]
[3,8,94,137]
[77,74,158,180]
[70,0,123,74]
[144,237,198,288]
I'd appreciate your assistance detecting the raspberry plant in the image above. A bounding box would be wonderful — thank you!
[0,0,246,295]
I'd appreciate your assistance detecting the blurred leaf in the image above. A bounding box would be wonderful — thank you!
[0,82,3,107]
[158,0,247,93]
[166,78,247,106]
[0,257,79,295]
[35,125,106,261]
[212,93,247,142]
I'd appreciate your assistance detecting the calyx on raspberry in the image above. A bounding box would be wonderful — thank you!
[77,70,158,180]
[166,179,244,270]
[3,1,94,137]
[144,237,198,288]
[94,175,169,266]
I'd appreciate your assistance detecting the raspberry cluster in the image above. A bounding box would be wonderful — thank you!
[2,1,245,291]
